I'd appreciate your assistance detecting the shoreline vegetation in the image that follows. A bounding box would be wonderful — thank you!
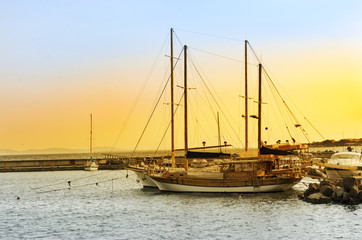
[308,138,362,148]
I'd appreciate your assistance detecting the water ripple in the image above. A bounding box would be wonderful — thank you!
[1,171,361,239]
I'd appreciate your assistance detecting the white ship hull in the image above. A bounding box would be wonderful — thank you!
[133,171,158,188]
[150,178,300,193]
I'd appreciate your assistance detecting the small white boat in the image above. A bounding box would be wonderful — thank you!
[328,152,362,166]
[84,158,99,171]
[322,152,362,180]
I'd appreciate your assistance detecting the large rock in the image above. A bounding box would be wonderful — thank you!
[331,187,344,202]
[320,185,334,197]
[343,177,358,192]
[309,183,319,190]
[341,192,351,204]
[305,192,332,204]
[334,186,345,198]
[304,183,319,197]
[320,179,335,188]
[336,180,344,188]
[350,185,360,199]
[302,178,362,205]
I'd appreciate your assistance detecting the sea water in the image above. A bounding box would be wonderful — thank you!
[0,170,361,240]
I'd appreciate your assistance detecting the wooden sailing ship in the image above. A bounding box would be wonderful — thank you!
[132,29,308,192]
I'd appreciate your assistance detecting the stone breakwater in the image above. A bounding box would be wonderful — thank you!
[300,177,362,204]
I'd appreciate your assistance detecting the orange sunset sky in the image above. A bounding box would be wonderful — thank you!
[0,1,361,153]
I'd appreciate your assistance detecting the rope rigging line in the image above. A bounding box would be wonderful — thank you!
[173,30,255,147]
[200,61,239,130]
[175,30,255,143]
[189,46,244,63]
[188,49,240,124]
[131,48,185,157]
[304,117,325,139]
[285,125,295,143]
[265,75,294,131]
[263,73,289,141]
[188,53,244,148]
[174,28,244,43]
[187,86,205,145]
[266,73,310,143]
[199,69,242,146]
[130,76,169,157]
[247,41,322,142]
[260,59,323,141]
[154,93,185,155]
[173,31,185,49]
[264,68,310,143]
[197,78,235,145]
[35,169,140,194]
[255,61,307,142]
[190,85,220,144]
[247,42,263,65]
[34,35,174,194]
[109,33,170,153]
[36,176,127,194]
[157,30,243,149]
[30,170,113,190]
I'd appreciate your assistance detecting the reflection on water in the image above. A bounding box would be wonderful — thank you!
[0,170,361,240]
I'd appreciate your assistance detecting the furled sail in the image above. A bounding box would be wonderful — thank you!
[259,146,295,156]
[186,151,230,158]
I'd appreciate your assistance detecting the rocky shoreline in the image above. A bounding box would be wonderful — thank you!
[300,177,362,204]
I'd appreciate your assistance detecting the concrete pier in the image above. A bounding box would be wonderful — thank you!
[1,158,95,172]
[0,154,128,172]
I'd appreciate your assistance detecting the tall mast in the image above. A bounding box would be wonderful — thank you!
[244,40,248,151]
[217,112,221,153]
[170,28,175,169]
[90,113,93,159]
[258,64,262,156]
[184,45,188,170]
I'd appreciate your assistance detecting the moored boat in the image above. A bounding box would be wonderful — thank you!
[149,158,302,193]
[319,151,362,180]
[130,29,313,193]
[84,158,99,171]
